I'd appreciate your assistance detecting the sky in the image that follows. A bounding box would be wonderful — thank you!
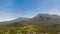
[0,0,60,21]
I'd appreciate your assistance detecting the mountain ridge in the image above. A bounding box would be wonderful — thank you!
[0,13,60,24]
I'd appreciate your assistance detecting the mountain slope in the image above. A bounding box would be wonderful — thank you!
[32,14,60,22]
[0,13,60,34]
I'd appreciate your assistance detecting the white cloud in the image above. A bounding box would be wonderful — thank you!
[0,17,15,22]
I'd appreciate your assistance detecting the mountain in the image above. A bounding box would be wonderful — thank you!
[0,13,60,34]
[0,13,60,25]
[0,17,31,25]
[4,13,60,27]
[12,17,31,22]
[32,14,60,22]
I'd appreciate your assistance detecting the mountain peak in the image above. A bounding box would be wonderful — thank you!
[32,13,60,22]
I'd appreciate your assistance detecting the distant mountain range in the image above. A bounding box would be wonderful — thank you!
[0,13,60,25]
[14,13,60,22]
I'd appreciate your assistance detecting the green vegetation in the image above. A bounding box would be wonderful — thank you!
[0,21,60,34]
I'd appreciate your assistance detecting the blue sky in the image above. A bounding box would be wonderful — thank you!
[0,0,60,21]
